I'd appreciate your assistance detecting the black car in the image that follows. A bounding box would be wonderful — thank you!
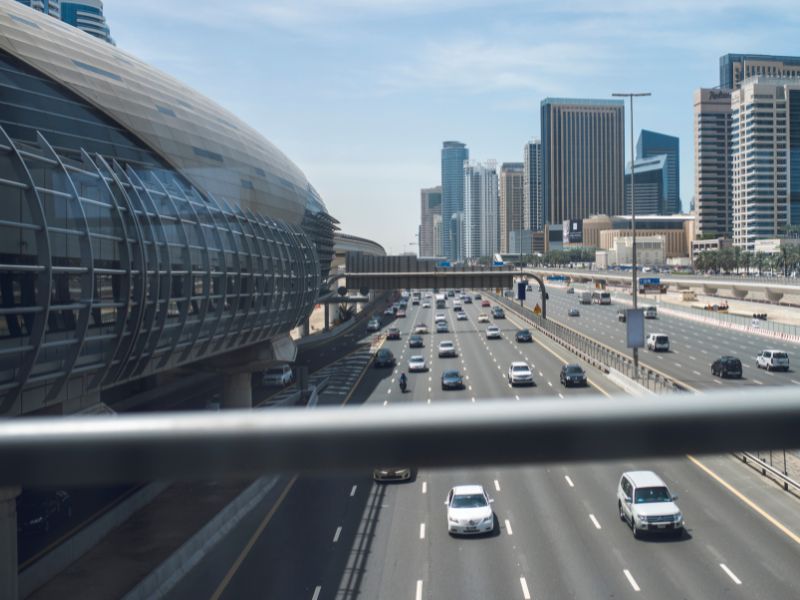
[441,369,464,390]
[515,329,533,343]
[409,334,424,348]
[712,356,742,378]
[491,307,506,319]
[17,490,72,535]
[374,348,396,368]
[387,327,401,340]
[560,364,587,387]
[463,296,472,304]
[474,294,482,300]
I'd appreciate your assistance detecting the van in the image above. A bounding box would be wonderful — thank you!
[617,470,683,538]
[646,333,670,352]
[756,350,790,372]
[643,306,657,319]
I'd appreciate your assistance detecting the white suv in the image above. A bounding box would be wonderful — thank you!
[508,362,533,386]
[646,333,669,352]
[485,326,502,339]
[756,349,790,372]
[617,471,683,538]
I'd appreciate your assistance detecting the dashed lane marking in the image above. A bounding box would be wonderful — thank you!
[333,526,342,543]
[312,585,322,600]
[589,514,601,530]
[349,485,357,497]
[494,479,501,491]
[623,569,641,592]
[720,564,742,585]
[415,580,423,600]
[422,481,427,494]
[419,523,426,539]
[505,519,513,535]
[520,577,531,599]
[565,475,575,488]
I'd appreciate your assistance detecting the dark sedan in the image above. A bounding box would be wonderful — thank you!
[441,369,464,390]
[515,329,533,343]
[409,334,424,348]
[374,349,396,368]
[560,364,587,387]
[386,327,401,340]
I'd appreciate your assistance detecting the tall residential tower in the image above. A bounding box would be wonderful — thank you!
[464,160,499,259]
[693,88,732,238]
[419,186,442,257]
[523,139,543,231]
[498,163,524,253]
[15,0,112,42]
[441,141,469,260]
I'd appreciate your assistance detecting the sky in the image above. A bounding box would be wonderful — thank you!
[103,0,800,254]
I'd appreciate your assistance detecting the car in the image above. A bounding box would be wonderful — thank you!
[435,321,449,333]
[453,305,463,313]
[441,369,464,390]
[478,313,489,323]
[412,298,420,306]
[434,313,446,322]
[374,348,396,368]
[568,308,580,317]
[508,361,534,386]
[643,306,657,319]
[444,485,494,535]
[463,296,472,304]
[366,319,381,332]
[373,467,412,482]
[756,349,790,371]
[474,294,482,300]
[617,471,683,539]
[560,364,587,387]
[262,364,294,386]
[383,307,394,316]
[16,490,72,536]
[481,300,491,307]
[456,312,468,321]
[453,300,462,310]
[566,287,575,294]
[396,308,406,318]
[421,301,431,308]
[646,333,669,352]
[387,327,401,340]
[409,334,424,348]
[617,310,626,322]
[447,290,455,297]
[712,356,742,378]
[408,355,427,372]
[438,340,457,357]
[515,329,533,343]
[491,307,505,319]
[485,325,501,339]
[414,324,429,334]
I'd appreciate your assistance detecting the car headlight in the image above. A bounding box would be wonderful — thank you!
[448,517,459,524]
[674,513,683,522]
[481,516,493,523]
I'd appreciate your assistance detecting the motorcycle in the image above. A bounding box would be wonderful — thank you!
[399,376,407,393]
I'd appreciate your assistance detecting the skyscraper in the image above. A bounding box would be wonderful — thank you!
[464,160,499,259]
[720,53,800,90]
[441,141,469,260]
[14,0,112,42]
[625,155,667,215]
[540,98,625,225]
[731,77,800,249]
[637,130,681,214]
[419,186,442,257]
[523,139,543,231]
[693,88,732,238]
[498,163,524,253]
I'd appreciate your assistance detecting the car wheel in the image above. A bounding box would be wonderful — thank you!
[618,501,625,521]
[631,520,641,539]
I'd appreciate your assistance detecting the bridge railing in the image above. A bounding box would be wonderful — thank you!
[491,294,685,394]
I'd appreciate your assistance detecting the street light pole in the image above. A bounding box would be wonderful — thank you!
[612,91,651,379]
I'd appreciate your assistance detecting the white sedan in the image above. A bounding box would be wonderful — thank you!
[477,313,489,323]
[438,340,457,357]
[485,325,502,339]
[444,485,495,535]
[421,301,431,308]
[508,361,534,386]
[408,355,427,372]
[414,324,429,334]
[456,312,468,321]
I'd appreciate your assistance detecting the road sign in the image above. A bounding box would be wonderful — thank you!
[626,309,645,348]
[517,281,526,301]
[533,304,542,316]
[639,277,661,286]
[493,261,505,267]
[437,261,451,268]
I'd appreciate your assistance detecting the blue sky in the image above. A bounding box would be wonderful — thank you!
[105,0,799,254]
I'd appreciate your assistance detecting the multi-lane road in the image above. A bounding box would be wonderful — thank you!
[172,293,800,599]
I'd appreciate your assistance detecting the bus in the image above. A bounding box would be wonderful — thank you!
[592,291,612,305]
[435,293,447,309]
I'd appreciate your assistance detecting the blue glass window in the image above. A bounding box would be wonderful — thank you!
[71,60,122,82]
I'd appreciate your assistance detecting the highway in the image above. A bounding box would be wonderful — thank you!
[521,284,800,392]
[171,294,800,600]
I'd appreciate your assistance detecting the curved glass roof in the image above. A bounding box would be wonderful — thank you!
[0,0,327,226]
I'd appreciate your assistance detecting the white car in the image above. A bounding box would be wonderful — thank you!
[444,485,495,535]
[434,313,446,322]
[421,302,431,308]
[508,362,533,386]
[756,349,790,371]
[485,325,501,339]
[366,319,380,332]
[408,355,427,372]
[262,364,293,386]
[617,471,683,539]
[438,340,457,357]
[477,313,489,323]
[643,306,657,319]
[435,321,449,333]
[456,312,468,321]
[414,324,429,334]
[646,333,669,352]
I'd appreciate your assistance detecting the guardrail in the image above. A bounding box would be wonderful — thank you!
[491,294,685,394]
[655,300,800,339]
[734,451,800,494]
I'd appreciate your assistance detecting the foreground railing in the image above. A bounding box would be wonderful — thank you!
[1,390,800,486]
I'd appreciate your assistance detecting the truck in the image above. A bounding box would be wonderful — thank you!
[435,293,446,309]
[579,291,592,305]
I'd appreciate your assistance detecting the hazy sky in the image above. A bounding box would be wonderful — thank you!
[105,0,798,254]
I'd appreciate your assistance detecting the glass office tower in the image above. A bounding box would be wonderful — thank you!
[441,141,469,260]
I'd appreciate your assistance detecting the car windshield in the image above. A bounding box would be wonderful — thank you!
[440,342,453,348]
[565,366,583,374]
[634,486,672,504]
[451,494,487,508]
[265,368,284,375]
[513,366,529,372]
[443,371,460,378]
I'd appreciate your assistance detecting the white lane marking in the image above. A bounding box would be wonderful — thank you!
[427,399,431,404]
[520,577,531,599]
[422,481,427,494]
[312,585,322,600]
[547,381,553,387]
[468,385,473,391]
[471,397,476,403]
[792,379,800,385]
[505,519,513,535]
[720,563,742,585]
[565,475,574,488]
[623,569,641,592]
[383,400,388,406]
[391,378,395,383]
[539,371,544,377]
[349,485,357,497]
[693,370,701,376]
[494,479,501,491]
[333,526,342,543]
[752,379,763,385]
[428,386,431,392]
[589,514,602,529]
[515,394,520,401]
[419,522,426,539]
[415,579,423,600]
[558,392,564,399]
[713,379,722,385]
[387,389,392,394]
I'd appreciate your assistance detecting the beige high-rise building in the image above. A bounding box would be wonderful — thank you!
[498,163,524,253]
[693,88,732,238]
[419,186,442,257]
